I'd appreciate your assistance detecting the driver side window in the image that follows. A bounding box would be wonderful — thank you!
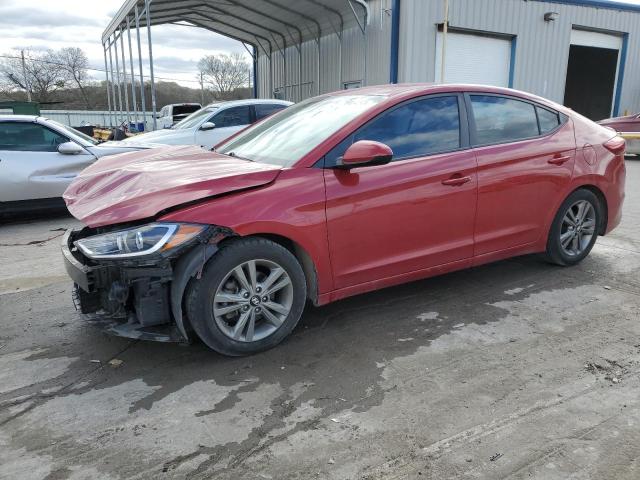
[212,106,251,128]
[324,95,461,167]
[0,122,68,152]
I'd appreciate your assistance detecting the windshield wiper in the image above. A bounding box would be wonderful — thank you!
[226,151,253,162]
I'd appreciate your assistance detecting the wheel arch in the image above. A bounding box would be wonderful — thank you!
[221,232,320,305]
[569,184,609,235]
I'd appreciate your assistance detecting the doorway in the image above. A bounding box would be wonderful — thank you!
[564,45,618,120]
[563,29,622,121]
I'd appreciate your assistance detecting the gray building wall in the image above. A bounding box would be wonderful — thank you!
[399,0,640,114]
[255,0,640,115]
[256,0,392,100]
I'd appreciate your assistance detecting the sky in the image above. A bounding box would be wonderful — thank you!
[2,0,640,88]
[0,0,248,88]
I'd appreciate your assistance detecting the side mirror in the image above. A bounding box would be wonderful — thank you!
[337,140,393,169]
[200,122,216,131]
[57,141,84,155]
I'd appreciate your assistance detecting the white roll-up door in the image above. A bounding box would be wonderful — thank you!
[435,31,512,87]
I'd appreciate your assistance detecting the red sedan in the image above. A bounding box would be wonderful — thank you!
[62,84,626,356]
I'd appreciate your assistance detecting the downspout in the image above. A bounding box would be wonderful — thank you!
[390,0,400,83]
[253,46,259,98]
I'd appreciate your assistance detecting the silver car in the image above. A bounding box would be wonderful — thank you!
[0,115,149,214]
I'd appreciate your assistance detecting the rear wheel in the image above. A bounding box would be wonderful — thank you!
[546,189,602,266]
[185,237,307,356]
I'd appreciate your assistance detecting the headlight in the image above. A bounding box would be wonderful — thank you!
[75,223,206,259]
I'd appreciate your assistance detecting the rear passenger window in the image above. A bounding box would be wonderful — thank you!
[536,106,560,134]
[471,95,539,145]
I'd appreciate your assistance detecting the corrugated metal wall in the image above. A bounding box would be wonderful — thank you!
[41,110,156,130]
[399,0,640,114]
[256,0,392,99]
[255,0,640,114]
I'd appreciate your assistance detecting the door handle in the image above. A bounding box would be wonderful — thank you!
[442,175,471,186]
[548,155,571,165]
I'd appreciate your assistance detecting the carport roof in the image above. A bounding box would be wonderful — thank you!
[102,0,369,51]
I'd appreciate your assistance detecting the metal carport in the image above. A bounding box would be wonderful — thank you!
[102,0,369,130]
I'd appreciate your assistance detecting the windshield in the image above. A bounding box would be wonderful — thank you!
[172,107,218,129]
[48,119,98,145]
[216,94,386,167]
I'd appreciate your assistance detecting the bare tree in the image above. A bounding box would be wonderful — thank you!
[0,49,67,103]
[198,53,250,98]
[53,47,93,108]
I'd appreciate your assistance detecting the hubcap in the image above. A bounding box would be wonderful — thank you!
[212,259,293,343]
[560,199,596,256]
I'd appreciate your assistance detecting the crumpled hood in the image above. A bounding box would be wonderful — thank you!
[63,145,282,227]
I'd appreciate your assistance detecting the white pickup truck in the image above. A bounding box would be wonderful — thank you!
[156,103,202,129]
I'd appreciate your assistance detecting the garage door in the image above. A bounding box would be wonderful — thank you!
[564,29,623,120]
[435,31,512,87]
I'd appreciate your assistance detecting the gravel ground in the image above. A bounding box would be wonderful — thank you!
[0,159,639,480]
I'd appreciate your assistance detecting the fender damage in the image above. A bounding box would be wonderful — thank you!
[62,225,235,343]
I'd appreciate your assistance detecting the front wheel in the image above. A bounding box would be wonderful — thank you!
[546,189,602,266]
[185,237,307,356]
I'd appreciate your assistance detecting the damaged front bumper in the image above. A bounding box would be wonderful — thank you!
[61,225,229,343]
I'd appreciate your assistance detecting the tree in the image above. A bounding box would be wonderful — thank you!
[53,47,92,108]
[198,53,250,99]
[0,49,67,103]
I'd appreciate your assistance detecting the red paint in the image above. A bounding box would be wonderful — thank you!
[65,84,626,306]
[63,145,281,227]
[341,140,393,166]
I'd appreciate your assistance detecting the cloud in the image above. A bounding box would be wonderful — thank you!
[0,6,103,27]
[0,0,247,87]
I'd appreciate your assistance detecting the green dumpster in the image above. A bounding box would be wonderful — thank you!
[0,101,41,115]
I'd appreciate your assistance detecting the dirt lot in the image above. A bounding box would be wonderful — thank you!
[1,160,639,480]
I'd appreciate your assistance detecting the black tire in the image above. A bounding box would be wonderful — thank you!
[185,237,307,356]
[545,189,602,266]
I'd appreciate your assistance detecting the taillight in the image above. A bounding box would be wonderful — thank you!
[603,136,626,155]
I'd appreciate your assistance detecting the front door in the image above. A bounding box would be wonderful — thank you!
[467,94,576,256]
[0,121,95,202]
[323,94,478,289]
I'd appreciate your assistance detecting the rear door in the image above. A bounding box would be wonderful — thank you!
[324,94,478,289]
[0,121,95,202]
[196,105,252,148]
[468,94,576,255]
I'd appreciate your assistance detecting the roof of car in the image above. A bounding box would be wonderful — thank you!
[203,98,293,108]
[323,83,567,113]
[0,114,40,121]
[326,83,530,97]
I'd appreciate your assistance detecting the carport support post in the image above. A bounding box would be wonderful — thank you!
[107,39,121,126]
[145,0,158,131]
[127,17,139,125]
[113,34,124,124]
[134,5,148,130]
[119,27,131,124]
[102,45,114,127]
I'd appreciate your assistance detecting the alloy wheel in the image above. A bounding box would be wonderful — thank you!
[212,259,293,342]
[559,199,596,257]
